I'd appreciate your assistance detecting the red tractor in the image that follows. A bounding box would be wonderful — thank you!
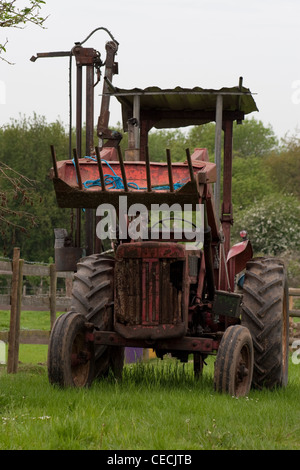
[34,32,289,396]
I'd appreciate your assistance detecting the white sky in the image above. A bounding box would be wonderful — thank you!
[1,0,300,139]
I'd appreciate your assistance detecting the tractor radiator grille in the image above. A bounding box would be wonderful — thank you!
[114,258,183,327]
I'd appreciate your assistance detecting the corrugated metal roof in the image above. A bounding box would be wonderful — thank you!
[112,85,257,112]
[107,85,258,129]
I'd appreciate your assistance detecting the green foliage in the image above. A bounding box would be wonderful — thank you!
[232,117,278,158]
[0,159,37,239]
[234,194,300,255]
[146,118,278,163]
[266,134,300,197]
[233,132,300,258]
[0,114,70,261]
[148,128,187,162]
[185,122,216,159]
[231,155,274,210]
[0,1,47,63]
[278,251,300,288]
[0,0,46,28]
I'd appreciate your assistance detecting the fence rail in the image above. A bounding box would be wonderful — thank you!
[0,293,71,311]
[0,259,73,311]
[0,249,300,373]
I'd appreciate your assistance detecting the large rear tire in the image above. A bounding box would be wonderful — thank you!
[241,257,289,389]
[71,253,124,381]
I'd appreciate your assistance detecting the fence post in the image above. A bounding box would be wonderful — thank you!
[49,264,57,330]
[65,274,73,297]
[7,248,23,374]
[289,294,294,312]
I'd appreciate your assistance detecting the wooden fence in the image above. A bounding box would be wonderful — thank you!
[0,247,299,373]
[289,288,300,347]
[0,248,72,373]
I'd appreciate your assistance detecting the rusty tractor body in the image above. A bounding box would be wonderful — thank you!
[33,30,289,396]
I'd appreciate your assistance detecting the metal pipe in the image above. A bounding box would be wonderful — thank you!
[214,94,223,222]
[203,200,215,301]
[85,65,95,256]
[95,146,106,190]
[75,62,83,251]
[30,51,71,62]
[117,146,129,192]
[72,148,83,189]
[50,145,58,178]
[185,148,195,183]
[133,94,140,149]
[97,41,118,141]
[166,149,174,192]
[76,65,82,157]
[145,146,152,192]
[86,65,94,155]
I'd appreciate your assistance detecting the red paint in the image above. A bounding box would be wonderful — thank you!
[227,239,253,276]
[55,155,216,191]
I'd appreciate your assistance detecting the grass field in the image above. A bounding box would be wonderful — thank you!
[0,310,299,450]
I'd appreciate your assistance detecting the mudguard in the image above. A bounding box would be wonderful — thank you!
[227,239,253,276]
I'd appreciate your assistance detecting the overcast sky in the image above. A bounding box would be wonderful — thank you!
[1,0,300,140]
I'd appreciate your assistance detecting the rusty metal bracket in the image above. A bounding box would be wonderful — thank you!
[72,44,102,68]
[94,331,219,354]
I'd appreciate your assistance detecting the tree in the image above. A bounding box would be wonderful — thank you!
[0,114,70,261]
[0,160,37,240]
[232,117,278,158]
[266,133,300,197]
[0,0,47,62]
[234,194,300,256]
[231,155,275,210]
[115,118,279,163]
[185,122,216,159]
[0,1,48,253]
[148,128,187,162]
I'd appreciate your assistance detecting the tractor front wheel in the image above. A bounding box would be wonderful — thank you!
[214,325,254,397]
[48,311,95,387]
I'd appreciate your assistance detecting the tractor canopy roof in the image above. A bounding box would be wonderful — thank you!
[107,84,258,130]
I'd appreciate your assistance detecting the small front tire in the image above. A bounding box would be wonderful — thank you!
[214,325,254,397]
[48,311,95,388]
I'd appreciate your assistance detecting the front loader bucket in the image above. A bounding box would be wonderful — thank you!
[50,147,216,210]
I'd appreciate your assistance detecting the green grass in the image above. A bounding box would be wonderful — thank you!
[0,309,52,331]
[0,358,299,450]
[0,309,57,365]
[0,310,299,450]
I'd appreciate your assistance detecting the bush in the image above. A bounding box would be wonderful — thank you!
[234,195,300,256]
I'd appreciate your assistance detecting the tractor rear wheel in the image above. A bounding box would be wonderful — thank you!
[214,325,254,396]
[71,253,124,381]
[241,257,289,389]
[48,311,95,387]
